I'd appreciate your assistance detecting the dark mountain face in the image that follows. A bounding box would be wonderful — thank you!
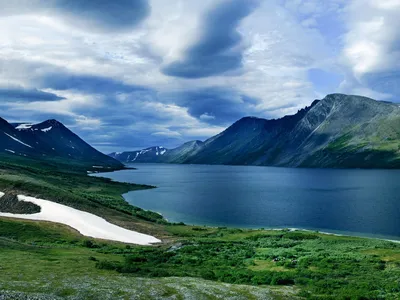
[110,94,400,169]
[185,94,400,168]
[0,118,122,169]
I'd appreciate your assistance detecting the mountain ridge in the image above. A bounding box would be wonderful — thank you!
[0,118,123,170]
[110,94,400,168]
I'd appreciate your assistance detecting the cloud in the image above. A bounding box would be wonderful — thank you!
[163,87,260,126]
[38,72,153,95]
[0,86,64,101]
[151,130,182,138]
[199,113,215,121]
[161,0,259,78]
[0,0,150,33]
[2,0,399,154]
[53,0,151,33]
[340,0,400,100]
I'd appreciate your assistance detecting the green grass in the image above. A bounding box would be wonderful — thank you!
[0,154,168,237]
[0,219,297,299]
[95,229,400,299]
[0,155,399,299]
[1,217,399,299]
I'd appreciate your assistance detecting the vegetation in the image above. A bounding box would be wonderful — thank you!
[0,154,399,299]
[0,153,166,228]
[96,227,400,299]
[0,219,297,299]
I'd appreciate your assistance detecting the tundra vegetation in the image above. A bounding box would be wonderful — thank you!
[0,153,399,299]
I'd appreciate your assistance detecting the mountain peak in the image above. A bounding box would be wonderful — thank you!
[322,93,378,103]
[43,119,62,125]
[325,93,348,98]
[36,119,65,129]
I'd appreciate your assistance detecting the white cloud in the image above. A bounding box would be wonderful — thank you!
[1,0,398,151]
[199,113,216,121]
[340,0,400,99]
[151,130,182,138]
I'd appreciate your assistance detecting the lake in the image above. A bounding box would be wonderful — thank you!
[95,164,400,240]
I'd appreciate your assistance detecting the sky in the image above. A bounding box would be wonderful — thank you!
[0,0,399,153]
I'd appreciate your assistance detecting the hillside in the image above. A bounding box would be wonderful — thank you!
[0,118,123,170]
[109,141,204,164]
[110,146,168,163]
[111,94,400,168]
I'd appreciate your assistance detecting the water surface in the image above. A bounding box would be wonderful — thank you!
[96,164,400,240]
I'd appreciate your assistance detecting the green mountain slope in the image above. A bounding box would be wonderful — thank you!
[111,94,400,168]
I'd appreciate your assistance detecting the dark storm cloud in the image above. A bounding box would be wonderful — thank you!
[54,0,151,32]
[0,87,64,101]
[0,0,150,32]
[38,73,154,95]
[164,87,259,125]
[162,0,259,78]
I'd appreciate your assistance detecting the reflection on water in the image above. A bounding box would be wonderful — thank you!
[95,164,400,240]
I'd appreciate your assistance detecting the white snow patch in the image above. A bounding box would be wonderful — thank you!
[0,192,4,198]
[92,166,104,169]
[160,149,167,155]
[16,124,33,130]
[132,152,139,161]
[140,149,150,155]
[0,194,161,245]
[4,149,15,154]
[3,132,33,148]
[41,126,52,133]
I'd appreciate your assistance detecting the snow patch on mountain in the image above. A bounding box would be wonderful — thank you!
[16,124,33,130]
[132,152,139,161]
[41,126,52,133]
[3,132,33,148]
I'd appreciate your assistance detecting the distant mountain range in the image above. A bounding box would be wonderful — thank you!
[0,118,123,170]
[110,94,400,168]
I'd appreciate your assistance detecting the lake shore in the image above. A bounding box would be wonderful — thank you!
[94,163,400,244]
[1,159,400,299]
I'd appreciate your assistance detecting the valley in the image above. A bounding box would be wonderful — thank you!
[0,94,400,299]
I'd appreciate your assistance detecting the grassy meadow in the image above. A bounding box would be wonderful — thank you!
[0,154,399,299]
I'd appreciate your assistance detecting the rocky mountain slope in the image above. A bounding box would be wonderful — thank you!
[0,118,123,169]
[111,94,400,168]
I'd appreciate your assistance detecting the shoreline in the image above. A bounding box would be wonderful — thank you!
[93,168,400,245]
[126,205,400,244]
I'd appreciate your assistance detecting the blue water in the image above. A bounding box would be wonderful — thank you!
[96,164,400,240]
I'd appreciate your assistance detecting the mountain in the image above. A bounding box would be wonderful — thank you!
[0,118,123,170]
[109,141,205,164]
[110,146,168,163]
[111,94,400,168]
[185,94,400,168]
[164,140,204,163]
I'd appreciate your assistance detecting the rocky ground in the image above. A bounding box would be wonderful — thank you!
[0,276,299,300]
